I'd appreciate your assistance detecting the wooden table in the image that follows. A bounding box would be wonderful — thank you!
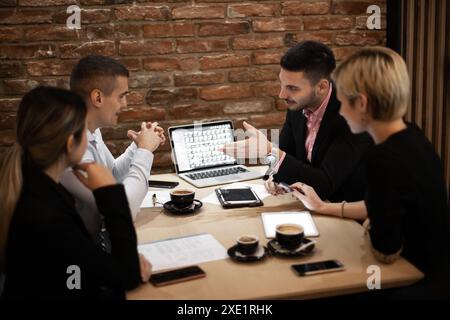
[127,167,423,300]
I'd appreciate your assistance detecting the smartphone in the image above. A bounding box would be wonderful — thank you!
[148,180,179,189]
[149,266,206,286]
[291,259,345,276]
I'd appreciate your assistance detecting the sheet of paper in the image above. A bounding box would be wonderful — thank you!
[261,211,320,238]
[138,233,228,272]
[140,190,171,208]
[201,182,271,205]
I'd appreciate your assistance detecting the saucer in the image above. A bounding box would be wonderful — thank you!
[228,245,267,262]
[163,199,203,214]
[267,238,315,257]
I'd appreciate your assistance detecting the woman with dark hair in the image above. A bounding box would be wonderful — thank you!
[0,86,149,300]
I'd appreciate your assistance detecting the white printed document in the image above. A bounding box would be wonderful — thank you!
[140,190,171,208]
[261,211,319,238]
[138,233,228,272]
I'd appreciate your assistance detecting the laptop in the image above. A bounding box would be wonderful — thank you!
[168,120,263,188]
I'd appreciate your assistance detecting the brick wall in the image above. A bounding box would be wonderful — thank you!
[0,0,386,173]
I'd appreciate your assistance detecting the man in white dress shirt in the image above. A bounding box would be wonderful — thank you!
[61,55,165,247]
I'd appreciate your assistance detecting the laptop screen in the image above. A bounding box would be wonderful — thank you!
[169,121,237,173]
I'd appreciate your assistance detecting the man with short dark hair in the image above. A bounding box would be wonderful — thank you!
[62,55,165,242]
[222,41,372,202]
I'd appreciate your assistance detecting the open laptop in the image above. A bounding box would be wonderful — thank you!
[168,120,263,188]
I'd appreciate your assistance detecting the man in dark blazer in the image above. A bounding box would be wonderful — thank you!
[221,41,372,202]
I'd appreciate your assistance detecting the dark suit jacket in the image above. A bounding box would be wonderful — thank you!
[273,89,373,202]
[3,163,141,300]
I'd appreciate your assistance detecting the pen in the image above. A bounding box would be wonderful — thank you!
[152,193,156,207]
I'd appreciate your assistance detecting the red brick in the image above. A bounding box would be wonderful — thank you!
[287,32,334,46]
[232,35,284,50]
[332,1,386,15]
[282,1,330,15]
[18,0,76,6]
[86,25,114,40]
[0,112,15,129]
[249,112,285,128]
[303,16,353,30]
[143,57,196,71]
[0,98,20,112]
[60,41,115,59]
[128,75,172,88]
[252,51,282,65]
[152,151,172,169]
[335,32,385,46]
[0,63,25,78]
[117,58,141,72]
[169,103,222,120]
[174,72,225,86]
[276,99,288,111]
[143,23,195,38]
[146,88,198,105]
[333,47,360,61]
[228,4,279,18]
[115,24,142,39]
[24,25,81,41]
[229,67,278,82]
[118,107,166,122]
[198,22,249,36]
[125,90,146,106]
[172,5,224,19]
[176,39,227,53]
[0,9,52,24]
[224,99,273,114]
[252,18,302,32]
[0,0,18,6]
[26,60,77,76]
[0,130,15,145]
[0,79,39,94]
[0,44,56,60]
[200,84,252,101]
[82,9,111,24]
[115,6,169,21]
[199,54,250,70]
[119,40,173,56]
[251,82,281,98]
[0,27,22,41]
[101,123,141,140]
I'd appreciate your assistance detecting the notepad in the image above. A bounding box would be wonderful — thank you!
[138,233,228,272]
[261,211,319,238]
[140,190,171,208]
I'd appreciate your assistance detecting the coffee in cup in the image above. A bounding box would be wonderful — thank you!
[275,224,304,250]
[236,234,259,255]
[170,189,195,208]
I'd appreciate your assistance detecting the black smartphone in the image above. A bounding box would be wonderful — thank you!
[291,259,345,276]
[149,266,206,287]
[148,180,179,189]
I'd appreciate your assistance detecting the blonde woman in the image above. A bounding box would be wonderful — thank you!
[0,87,150,300]
[291,47,449,298]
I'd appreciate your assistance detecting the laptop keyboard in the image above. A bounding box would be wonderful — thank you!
[187,167,248,180]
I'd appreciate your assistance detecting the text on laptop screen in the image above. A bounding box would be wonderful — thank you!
[172,123,236,172]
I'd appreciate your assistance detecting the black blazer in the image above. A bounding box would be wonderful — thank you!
[3,164,141,300]
[273,89,373,202]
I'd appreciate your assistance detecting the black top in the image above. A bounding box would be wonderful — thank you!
[273,89,373,202]
[3,163,141,300]
[365,124,450,281]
